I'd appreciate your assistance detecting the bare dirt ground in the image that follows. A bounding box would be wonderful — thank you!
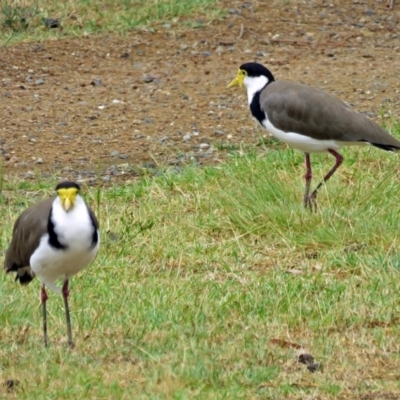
[2,0,400,185]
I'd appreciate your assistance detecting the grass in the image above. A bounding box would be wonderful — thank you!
[2,139,400,398]
[0,0,224,44]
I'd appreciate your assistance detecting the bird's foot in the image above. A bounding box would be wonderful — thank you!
[304,193,317,211]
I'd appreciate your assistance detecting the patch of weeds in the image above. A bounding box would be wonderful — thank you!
[256,134,281,147]
[215,142,241,152]
[0,1,40,33]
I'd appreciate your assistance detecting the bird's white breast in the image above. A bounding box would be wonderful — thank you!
[30,197,99,293]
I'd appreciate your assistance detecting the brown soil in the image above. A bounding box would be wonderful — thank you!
[2,0,400,185]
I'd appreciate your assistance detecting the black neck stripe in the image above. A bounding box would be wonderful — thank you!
[250,90,267,126]
[47,208,68,250]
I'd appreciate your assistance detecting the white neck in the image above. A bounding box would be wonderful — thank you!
[244,75,269,105]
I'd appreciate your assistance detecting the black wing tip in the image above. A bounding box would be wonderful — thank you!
[359,140,400,152]
[373,143,400,152]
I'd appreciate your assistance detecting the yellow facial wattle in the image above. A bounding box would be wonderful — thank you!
[227,69,246,89]
[57,188,78,212]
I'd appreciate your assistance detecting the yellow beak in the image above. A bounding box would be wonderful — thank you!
[58,188,78,212]
[227,70,244,89]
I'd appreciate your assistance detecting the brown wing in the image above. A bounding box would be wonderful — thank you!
[4,198,53,284]
[261,81,400,151]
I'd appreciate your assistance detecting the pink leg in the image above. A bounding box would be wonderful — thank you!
[303,153,313,208]
[41,285,48,347]
[310,149,344,198]
[304,149,344,210]
[62,280,74,348]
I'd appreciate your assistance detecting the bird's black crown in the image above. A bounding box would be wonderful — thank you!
[55,181,81,191]
[239,62,275,82]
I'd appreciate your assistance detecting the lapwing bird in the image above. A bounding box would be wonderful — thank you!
[4,181,99,347]
[228,62,400,209]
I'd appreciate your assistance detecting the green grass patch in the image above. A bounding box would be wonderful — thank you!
[2,138,400,398]
[0,0,224,44]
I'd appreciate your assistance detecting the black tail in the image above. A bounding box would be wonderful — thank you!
[359,140,400,152]
[372,143,400,152]
[6,265,35,285]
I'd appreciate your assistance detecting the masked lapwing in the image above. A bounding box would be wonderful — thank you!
[4,181,100,347]
[228,62,400,209]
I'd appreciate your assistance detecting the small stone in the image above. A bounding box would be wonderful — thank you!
[24,171,35,178]
[203,153,213,159]
[102,175,110,182]
[183,134,191,142]
[298,354,314,365]
[307,363,321,373]
[199,138,211,144]
[35,78,45,85]
[159,136,168,143]
[144,118,154,124]
[91,78,102,86]
[35,157,44,164]
[199,143,210,150]
[143,74,157,83]
[201,51,211,57]
[119,154,128,159]
[143,161,157,169]
[43,18,60,28]
[110,150,119,157]
[213,130,224,136]
[143,161,156,169]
